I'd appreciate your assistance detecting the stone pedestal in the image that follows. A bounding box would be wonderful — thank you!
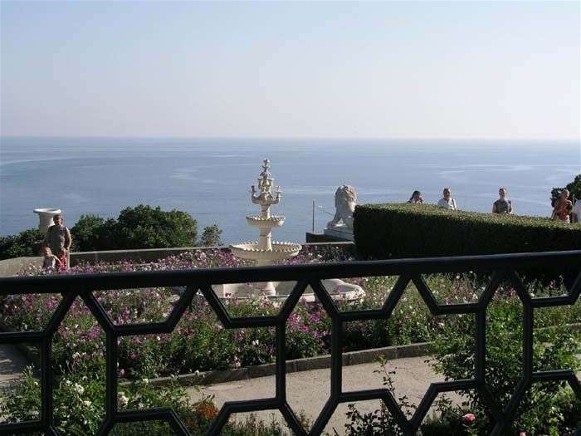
[34,208,62,233]
[323,226,354,242]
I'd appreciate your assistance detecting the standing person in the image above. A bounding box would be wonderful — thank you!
[492,187,513,214]
[408,190,424,204]
[437,188,457,210]
[571,197,581,223]
[551,189,573,222]
[44,214,72,270]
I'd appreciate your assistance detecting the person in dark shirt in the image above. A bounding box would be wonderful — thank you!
[492,187,513,214]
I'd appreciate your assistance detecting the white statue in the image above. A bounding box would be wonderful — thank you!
[327,185,357,229]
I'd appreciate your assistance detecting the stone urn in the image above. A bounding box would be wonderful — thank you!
[34,208,62,233]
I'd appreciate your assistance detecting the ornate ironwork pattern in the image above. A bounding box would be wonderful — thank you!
[1,250,580,435]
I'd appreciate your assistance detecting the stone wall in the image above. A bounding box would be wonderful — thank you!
[0,243,355,277]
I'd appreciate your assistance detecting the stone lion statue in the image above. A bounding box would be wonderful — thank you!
[327,185,357,229]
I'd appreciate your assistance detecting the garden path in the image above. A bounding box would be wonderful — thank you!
[0,344,28,389]
[1,344,579,432]
[186,355,455,433]
[187,354,581,433]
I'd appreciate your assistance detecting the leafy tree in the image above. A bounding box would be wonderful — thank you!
[0,228,45,260]
[2,205,222,258]
[71,214,106,252]
[199,224,223,247]
[114,205,198,249]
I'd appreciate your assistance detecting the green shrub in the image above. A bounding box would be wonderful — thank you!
[0,228,45,260]
[70,214,108,252]
[343,357,416,435]
[551,173,581,204]
[431,294,580,434]
[354,203,581,260]
[199,224,223,247]
[0,368,303,435]
[68,204,224,252]
[114,204,198,249]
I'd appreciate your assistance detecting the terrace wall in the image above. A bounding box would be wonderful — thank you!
[0,242,355,276]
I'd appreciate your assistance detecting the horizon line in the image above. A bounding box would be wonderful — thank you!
[1,135,580,142]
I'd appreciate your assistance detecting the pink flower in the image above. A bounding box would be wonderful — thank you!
[519,433,526,436]
[462,413,476,424]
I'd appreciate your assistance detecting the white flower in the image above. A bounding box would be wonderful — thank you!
[118,392,129,407]
[83,400,92,407]
[73,383,84,395]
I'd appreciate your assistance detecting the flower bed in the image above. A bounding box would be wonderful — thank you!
[2,248,579,380]
[1,247,579,434]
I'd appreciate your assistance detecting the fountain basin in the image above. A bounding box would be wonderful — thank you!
[214,279,365,303]
[245,215,285,230]
[229,241,302,262]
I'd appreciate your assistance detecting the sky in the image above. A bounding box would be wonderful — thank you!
[1,1,579,140]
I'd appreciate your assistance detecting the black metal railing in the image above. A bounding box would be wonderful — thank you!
[0,250,580,435]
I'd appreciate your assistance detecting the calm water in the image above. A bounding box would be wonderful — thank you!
[0,137,579,244]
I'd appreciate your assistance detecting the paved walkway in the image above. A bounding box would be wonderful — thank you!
[1,342,444,432]
[0,344,29,389]
[2,343,579,434]
[186,355,451,434]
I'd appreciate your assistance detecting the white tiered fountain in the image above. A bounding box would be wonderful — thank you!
[229,159,302,296]
[223,159,364,303]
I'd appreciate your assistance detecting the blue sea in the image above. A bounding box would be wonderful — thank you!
[0,137,579,244]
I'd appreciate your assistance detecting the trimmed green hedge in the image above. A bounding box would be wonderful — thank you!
[354,203,581,259]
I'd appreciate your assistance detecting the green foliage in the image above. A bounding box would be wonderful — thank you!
[199,224,223,247]
[343,357,415,435]
[552,173,581,204]
[0,368,192,435]
[70,214,107,252]
[2,247,579,433]
[1,205,215,258]
[0,367,302,435]
[354,203,581,260]
[430,294,581,434]
[67,204,224,252]
[64,204,228,251]
[0,228,45,260]
[114,204,198,249]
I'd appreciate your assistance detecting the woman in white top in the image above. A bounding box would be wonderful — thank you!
[437,188,457,210]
